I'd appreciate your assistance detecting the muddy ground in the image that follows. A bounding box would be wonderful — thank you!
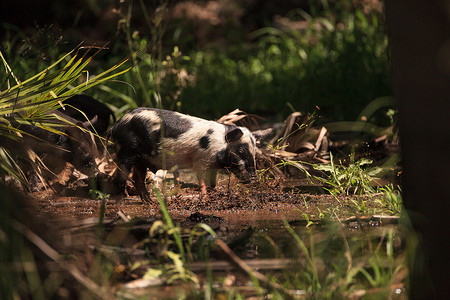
[29,170,386,229]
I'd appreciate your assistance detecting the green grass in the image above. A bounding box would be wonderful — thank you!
[310,151,402,215]
[313,151,381,196]
[178,6,390,120]
[377,184,403,215]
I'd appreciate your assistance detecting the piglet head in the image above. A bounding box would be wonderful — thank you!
[217,126,257,183]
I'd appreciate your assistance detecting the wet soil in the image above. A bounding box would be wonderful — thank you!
[28,169,396,253]
[28,165,398,233]
[30,172,355,229]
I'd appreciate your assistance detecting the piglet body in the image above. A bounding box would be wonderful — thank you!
[109,108,257,196]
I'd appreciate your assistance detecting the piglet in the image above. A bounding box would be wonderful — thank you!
[108,108,257,199]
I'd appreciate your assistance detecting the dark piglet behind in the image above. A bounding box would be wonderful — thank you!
[58,94,115,135]
[4,110,98,189]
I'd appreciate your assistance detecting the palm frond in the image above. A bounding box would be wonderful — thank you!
[0,45,130,188]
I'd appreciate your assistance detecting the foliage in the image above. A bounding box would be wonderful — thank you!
[377,184,403,214]
[234,218,408,298]
[313,151,381,196]
[0,46,129,187]
[138,187,216,285]
[0,1,404,298]
[0,24,64,81]
[283,219,321,291]
[0,185,31,299]
[309,150,402,215]
[179,4,390,120]
[100,0,192,114]
[1,1,390,122]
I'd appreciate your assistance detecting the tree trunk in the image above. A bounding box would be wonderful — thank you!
[385,1,450,298]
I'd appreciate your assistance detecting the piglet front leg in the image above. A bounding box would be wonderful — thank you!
[131,164,153,203]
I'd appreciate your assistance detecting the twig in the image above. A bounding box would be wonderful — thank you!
[314,127,328,152]
[117,210,131,222]
[134,258,297,272]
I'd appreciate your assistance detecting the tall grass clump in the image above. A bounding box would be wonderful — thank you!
[180,2,390,120]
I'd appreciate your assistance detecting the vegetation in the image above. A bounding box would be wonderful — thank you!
[313,152,381,196]
[0,46,129,188]
[181,7,390,120]
[1,0,390,121]
[0,0,408,299]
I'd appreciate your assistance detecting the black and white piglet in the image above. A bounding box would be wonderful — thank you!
[109,108,257,195]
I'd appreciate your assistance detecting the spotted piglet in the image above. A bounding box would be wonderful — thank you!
[109,108,257,199]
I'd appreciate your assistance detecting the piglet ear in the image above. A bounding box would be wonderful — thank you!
[225,127,243,143]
